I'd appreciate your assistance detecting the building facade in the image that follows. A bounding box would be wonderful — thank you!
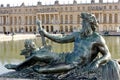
[0,0,120,33]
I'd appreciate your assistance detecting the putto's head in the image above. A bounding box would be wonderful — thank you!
[24,39,36,50]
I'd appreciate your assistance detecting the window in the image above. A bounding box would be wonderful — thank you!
[14,9,17,12]
[70,15,73,24]
[83,7,85,10]
[42,15,45,24]
[103,14,106,23]
[104,6,106,9]
[109,6,112,9]
[70,26,73,32]
[77,15,80,24]
[60,15,63,24]
[109,14,112,23]
[61,7,63,11]
[51,26,53,32]
[25,9,27,11]
[114,14,118,23]
[65,26,68,32]
[115,6,117,9]
[25,16,28,25]
[65,7,68,11]
[78,7,80,10]
[70,7,73,11]
[19,9,21,12]
[60,26,63,32]
[65,15,68,24]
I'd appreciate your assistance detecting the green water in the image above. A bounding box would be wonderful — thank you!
[0,36,120,74]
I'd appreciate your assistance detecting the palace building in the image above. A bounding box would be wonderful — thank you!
[0,0,120,33]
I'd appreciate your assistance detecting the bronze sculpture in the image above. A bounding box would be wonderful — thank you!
[4,12,120,80]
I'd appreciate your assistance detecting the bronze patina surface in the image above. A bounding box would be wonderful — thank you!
[1,12,120,80]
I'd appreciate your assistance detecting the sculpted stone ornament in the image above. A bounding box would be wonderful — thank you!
[2,12,120,80]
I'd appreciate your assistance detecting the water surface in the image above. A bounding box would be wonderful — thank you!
[0,36,120,74]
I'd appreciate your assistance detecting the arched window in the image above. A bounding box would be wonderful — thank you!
[3,16,6,25]
[65,7,68,11]
[10,27,13,32]
[60,26,63,32]
[29,16,32,25]
[33,26,36,32]
[114,14,118,23]
[46,26,49,32]
[42,26,44,29]
[77,15,80,24]
[109,6,112,9]
[30,26,32,32]
[70,15,73,24]
[109,14,112,23]
[25,26,28,32]
[10,17,12,25]
[18,16,21,25]
[42,15,44,24]
[15,27,17,32]
[65,15,68,24]
[103,14,107,23]
[25,16,28,25]
[51,26,53,32]
[14,17,17,25]
[65,26,68,32]
[34,16,36,24]
[3,26,6,33]
[51,14,53,24]
[70,26,73,32]
[46,14,49,24]
[60,15,63,24]
[103,25,107,31]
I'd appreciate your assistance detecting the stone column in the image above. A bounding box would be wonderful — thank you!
[58,14,60,24]
[67,26,70,32]
[107,14,109,24]
[27,16,29,25]
[98,13,101,23]
[118,13,120,24]
[7,16,9,25]
[63,15,65,24]
[8,16,10,25]
[17,17,19,25]
[32,16,34,25]
[12,16,14,25]
[52,14,55,24]
[47,14,49,24]
[112,13,114,24]
[0,16,1,25]
[49,14,51,24]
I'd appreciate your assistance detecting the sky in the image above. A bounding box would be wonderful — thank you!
[0,0,118,6]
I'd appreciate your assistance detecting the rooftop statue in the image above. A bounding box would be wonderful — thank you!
[4,12,120,80]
